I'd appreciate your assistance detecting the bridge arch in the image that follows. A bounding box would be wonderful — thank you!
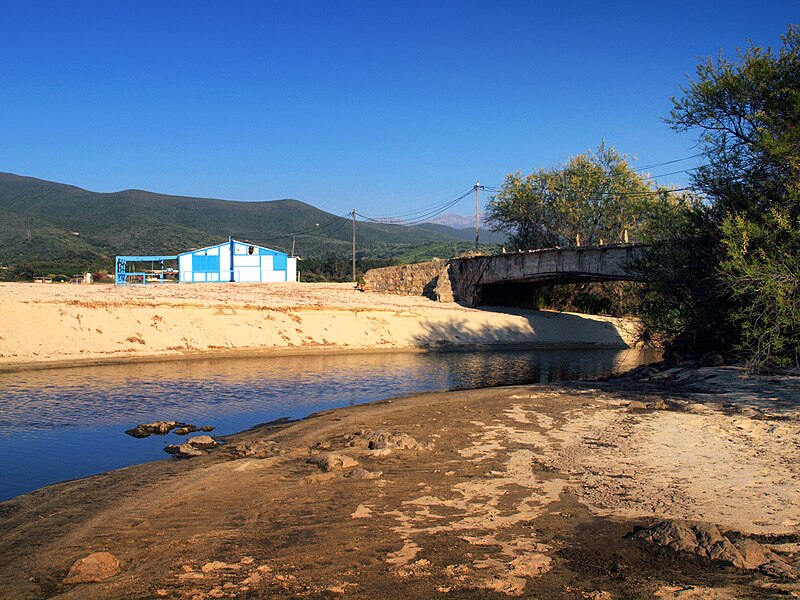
[364,244,648,308]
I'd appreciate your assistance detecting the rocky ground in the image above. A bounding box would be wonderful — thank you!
[0,366,798,599]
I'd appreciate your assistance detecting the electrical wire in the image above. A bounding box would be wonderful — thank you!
[235,213,352,245]
[358,187,475,220]
[358,188,475,226]
[633,153,704,172]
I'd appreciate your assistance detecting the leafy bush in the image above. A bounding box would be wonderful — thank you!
[720,209,800,369]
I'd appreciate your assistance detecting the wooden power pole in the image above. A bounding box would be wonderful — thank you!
[352,209,357,283]
[475,181,480,251]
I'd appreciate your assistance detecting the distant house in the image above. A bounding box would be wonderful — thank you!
[115,237,297,284]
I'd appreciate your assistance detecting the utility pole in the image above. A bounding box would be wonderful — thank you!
[475,181,480,251]
[352,209,357,283]
[291,235,296,257]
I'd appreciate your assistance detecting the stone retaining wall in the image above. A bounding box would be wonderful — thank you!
[363,260,451,299]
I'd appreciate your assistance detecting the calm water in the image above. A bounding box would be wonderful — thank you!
[0,347,658,500]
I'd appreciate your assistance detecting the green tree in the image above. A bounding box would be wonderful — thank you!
[667,25,800,221]
[634,204,738,357]
[646,24,800,369]
[486,143,688,250]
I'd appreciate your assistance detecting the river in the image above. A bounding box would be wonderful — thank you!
[0,347,659,500]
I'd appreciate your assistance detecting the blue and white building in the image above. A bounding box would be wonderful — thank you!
[115,237,297,284]
[178,238,297,283]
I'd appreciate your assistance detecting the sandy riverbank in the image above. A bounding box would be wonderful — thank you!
[0,282,638,371]
[0,367,798,599]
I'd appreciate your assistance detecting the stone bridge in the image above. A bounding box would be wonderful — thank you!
[364,244,647,307]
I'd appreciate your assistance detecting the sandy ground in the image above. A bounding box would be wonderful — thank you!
[0,367,798,599]
[0,283,638,371]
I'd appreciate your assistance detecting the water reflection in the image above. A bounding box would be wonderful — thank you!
[0,347,658,500]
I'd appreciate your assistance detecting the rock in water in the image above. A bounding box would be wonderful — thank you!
[63,551,121,584]
[125,421,185,438]
[172,425,199,436]
[124,427,151,438]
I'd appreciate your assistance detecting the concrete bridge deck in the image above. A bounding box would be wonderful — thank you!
[364,244,647,307]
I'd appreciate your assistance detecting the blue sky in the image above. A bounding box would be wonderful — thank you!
[1,1,796,218]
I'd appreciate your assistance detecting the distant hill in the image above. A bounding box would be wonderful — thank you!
[425,211,485,228]
[0,173,499,277]
[413,222,506,245]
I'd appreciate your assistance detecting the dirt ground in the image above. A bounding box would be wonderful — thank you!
[0,366,798,599]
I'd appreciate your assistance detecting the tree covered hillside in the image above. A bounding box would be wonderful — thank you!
[0,173,496,278]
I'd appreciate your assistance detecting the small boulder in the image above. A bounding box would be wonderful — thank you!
[635,520,725,557]
[173,425,199,436]
[186,435,217,449]
[307,453,359,472]
[624,365,658,379]
[125,421,185,438]
[698,352,725,367]
[626,400,648,411]
[761,560,799,581]
[686,403,715,415]
[200,425,215,432]
[347,468,383,480]
[164,443,205,458]
[201,561,241,572]
[634,520,796,578]
[63,551,120,584]
[731,538,778,570]
[347,429,428,452]
[649,368,682,382]
[226,439,281,459]
[124,427,151,439]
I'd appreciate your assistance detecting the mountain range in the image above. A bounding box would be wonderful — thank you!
[0,172,503,277]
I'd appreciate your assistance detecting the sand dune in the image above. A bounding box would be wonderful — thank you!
[0,282,638,370]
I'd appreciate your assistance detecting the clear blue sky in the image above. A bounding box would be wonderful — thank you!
[1,1,796,218]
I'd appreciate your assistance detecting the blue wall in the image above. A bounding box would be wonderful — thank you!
[193,253,220,273]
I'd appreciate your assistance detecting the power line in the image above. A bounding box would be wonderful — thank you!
[633,153,704,172]
[637,166,705,182]
[358,187,475,221]
[235,213,352,246]
[358,188,475,226]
